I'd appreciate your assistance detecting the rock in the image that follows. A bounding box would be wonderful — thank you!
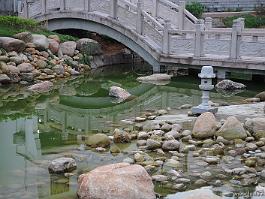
[60,41,76,57]
[9,56,23,65]
[137,140,147,146]
[53,65,65,75]
[138,131,149,140]
[161,123,172,131]
[13,32,33,43]
[200,171,212,181]
[175,188,222,199]
[48,157,77,174]
[32,34,49,50]
[0,62,19,74]
[36,60,47,69]
[146,139,161,150]
[95,147,106,152]
[192,112,217,139]
[255,91,265,101]
[216,79,246,90]
[113,129,131,143]
[134,153,145,162]
[179,104,192,109]
[110,145,121,154]
[245,98,260,103]
[152,175,168,182]
[245,118,265,139]
[48,35,60,43]
[28,81,53,93]
[194,179,207,187]
[165,130,180,139]
[204,156,219,164]
[0,56,9,62]
[123,157,134,164]
[245,157,257,167]
[77,163,155,199]
[48,38,60,54]
[216,116,247,140]
[85,133,110,148]
[0,74,11,84]
[109,86,131,102]
[0,37,26,52]
[137,74,172,82]
[20,73,34,82]
[246,143,258,151]
[17,63,34,73]
[162,140,180,151]
[164,159,181,168]
[76,38,102,55]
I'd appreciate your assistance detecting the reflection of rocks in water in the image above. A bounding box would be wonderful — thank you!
[216,87,245,97]
[50,174,70,195]
[59,85,77,96]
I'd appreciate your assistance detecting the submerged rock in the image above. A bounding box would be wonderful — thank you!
[245,118,265,139]
[28,81,53,93]
[109,86,131,102]
[77,163,156,199]
[192,112,217,139]
[85,133,110,148]
[216,116,247,140]
[216,80,246,90]
[137,74,172,81]
[48,157,77,174]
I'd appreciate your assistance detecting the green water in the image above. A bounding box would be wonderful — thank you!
[0,64,263,199]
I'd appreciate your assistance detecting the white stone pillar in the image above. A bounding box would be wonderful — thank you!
[84,0,91,12]
[152,0,158,18]
[162,20,171,55]
[41,0,47,15]
[111,0,118,19]
[136,0,143,35]
[60,0,66,11]
[24,0,29,18]
[230,19,242,60]
[205,17,213,30]
[178,1,185,30]
[194,19,205,58]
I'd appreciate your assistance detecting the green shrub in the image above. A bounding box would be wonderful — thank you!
[186,2,204,18]
[223,14,265,28]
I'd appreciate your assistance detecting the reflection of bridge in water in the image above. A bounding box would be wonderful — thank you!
[36,84,207,136]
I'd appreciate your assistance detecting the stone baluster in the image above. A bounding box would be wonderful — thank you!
[194,19,205,58]
[230,19,243,60]
[152,0,158,18]
[136,0,143,35]
[205,17,212,39]
[84,0,91,12]
[111,0,118,19]
[162,20,171,55]
[178,1,185,30]
[60,0,66,11]
[23,0,29,18]
[41,0,47,15]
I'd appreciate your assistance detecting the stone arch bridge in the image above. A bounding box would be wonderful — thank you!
[19,0,265,77]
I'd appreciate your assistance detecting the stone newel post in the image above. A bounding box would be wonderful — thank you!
[111,0,118,19]
[230,18,244,60]
[178,1,185,30]
[84,0,91,12]
[136,0,144,35]
[41,0,47,15]
[162,20,171,55]
[194,19,205,58]
[192,66,218,115]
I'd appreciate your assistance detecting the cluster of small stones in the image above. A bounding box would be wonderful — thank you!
[0,32,92,90]
[79,108,265,194]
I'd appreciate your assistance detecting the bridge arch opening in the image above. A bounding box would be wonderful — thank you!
[45,17,161,72]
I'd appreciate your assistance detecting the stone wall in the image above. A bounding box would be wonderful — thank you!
[172,0,265,11]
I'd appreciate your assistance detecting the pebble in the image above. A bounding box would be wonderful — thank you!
[152,175,168,182]
[204,156,219,164]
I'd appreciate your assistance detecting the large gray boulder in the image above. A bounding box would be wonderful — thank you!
[77,163,156,199]
[0,37,26,52]
[32,34,49,50]
[60,41,76,57]
[216,79,246,90]
[76,38,102,55]
[48,157,77,174]
[216,116,247,140]
[192,112,217,139]
[17,63,34,73]
[245,118,265,139]
[109,86,131,102]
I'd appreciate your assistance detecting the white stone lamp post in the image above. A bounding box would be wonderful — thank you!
[192,66,218,115]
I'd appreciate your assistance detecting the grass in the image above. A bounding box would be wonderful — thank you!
[223,14,265,28]
[0,16,78,42]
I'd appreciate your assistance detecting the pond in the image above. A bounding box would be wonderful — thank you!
[0,64,263,199]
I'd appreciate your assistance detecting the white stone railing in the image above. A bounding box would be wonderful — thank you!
[165,18,265,59]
